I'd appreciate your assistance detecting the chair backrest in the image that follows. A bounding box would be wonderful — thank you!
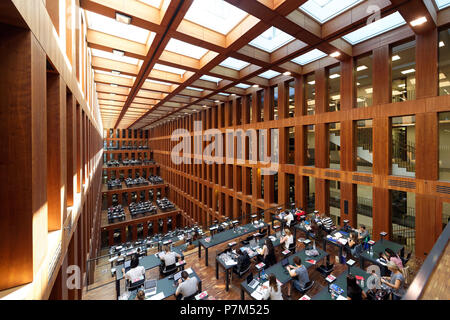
[303,280,314,291]
[183,291,199,300]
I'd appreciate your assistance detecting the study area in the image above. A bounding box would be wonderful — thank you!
[0,0,449,303]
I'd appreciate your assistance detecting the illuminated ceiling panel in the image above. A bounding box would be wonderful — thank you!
[138,0,163,8]
[300,0,363,23]
[249,27,295,53]
[153,63,186,75]
[91,48,141,65]
[165,38,209,59]
[219,57,250,70]
[435,0,450,9]
[291,49,327,65]
[200,75,222,83]
[258,70,281,79]
[85,11,152,44]
[342,12,406,45]
[184,0,249,35]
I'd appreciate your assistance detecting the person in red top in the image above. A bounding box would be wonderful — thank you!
[294,208,306,222]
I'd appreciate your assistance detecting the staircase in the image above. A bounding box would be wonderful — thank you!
[329,132,373,164]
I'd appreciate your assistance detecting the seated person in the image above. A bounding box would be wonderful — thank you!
[175,271,199,300]
[159,245,182,269]
[286,256,309,296]
[346,274,367,300]
[357,224,369,241]
[313,211,321,223]
[258,238,276,266]
[136,289,145,300]
[234,250,251,274]
[261,274,283,300]
[347,232,357,249]
[382,248,404,269]
[279,228,294,251]
[294,208,306,222]
[121,254,145,286]
[284,210,294,227]
[381,261,406,300]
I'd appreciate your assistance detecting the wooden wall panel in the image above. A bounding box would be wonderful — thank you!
[416,29,438,99]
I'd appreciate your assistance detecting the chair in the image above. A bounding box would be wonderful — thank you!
[316,263,334,277]
[233,259,251,278]
[296,280,315,295]
[127,278,145,292]
[401,251,412,266]
[160,261,178,277]
[288,242,296,254]
[350,243,363,259]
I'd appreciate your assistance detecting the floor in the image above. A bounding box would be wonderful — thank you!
[83,228,424,300]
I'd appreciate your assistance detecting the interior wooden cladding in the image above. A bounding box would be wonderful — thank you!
[0,0,103,300]
[147,29,450,261]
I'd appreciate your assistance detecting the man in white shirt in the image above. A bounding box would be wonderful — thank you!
[285,211,294,227]
[159,245,181,267]
[175,271,199,300]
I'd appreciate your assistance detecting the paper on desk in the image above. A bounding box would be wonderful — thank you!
[336,295,348,300]
[250,286,265,300]
[225,260,237,266]
[147,292,165,300]
[185,268,193,274]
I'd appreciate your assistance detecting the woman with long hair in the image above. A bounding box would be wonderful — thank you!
[262,274,283,300]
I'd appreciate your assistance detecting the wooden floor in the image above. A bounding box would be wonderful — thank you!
[83,231,424,300]
[421,243,450,300]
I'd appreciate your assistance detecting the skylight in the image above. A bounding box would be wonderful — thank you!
[435,0,450,10]
[200,75,222,83]
[342,12,406,45]
[249,27,295,53]
[153,63,186,76]
[85,11,151,44]
[291,49,327,65]
[218,92,230,96]
[258,70,281,79]
[219,57,250,70]
[165,38,209,59]
[235,83,250,89]
[184,0,248,35]
[91,48,140,65]
[300,0,363,23]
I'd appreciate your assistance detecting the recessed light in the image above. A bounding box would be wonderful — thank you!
[410,16,427,27]
[110,84,118,87]
[252,84,259,88]
[356,65,368,71]
[329,73,340,79]
[307,80,315,85]
[112,70,121,75]
[439,41,445,48]
[113,49,125,56]
[401,68,415,75]
[215,100,220,103]
[330,51,341,58]
[116,12,132,25]
[283,71,291,76]
[392,55,401,61]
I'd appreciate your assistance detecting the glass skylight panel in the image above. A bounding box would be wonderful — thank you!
[85,11,151,44]
[300,0,363,23]
[435,0,450,10]
[200,75,222,83]
[218,92,230,96]
[235,83,250,89]
[219,57,250,70]
[184,0,248,35]
[153,63,186,76]
[342,12,406,45]
[258,70,281,79]
[91,48,140,65]
[291,49,327,65]
[165,38,208,59]
[249,27,295,53]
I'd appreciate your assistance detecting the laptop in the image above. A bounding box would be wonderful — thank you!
[281,258,290,273]
[124,260,131,271]
[144,279,157,296]
[174,271,183,282]
[246,273,258,289]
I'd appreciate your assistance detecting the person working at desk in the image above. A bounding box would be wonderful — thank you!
[381,248,403,269]
[346,274,367,300]
[258,238,277,266]
[136,289,145,300]
[175,271,199,300]
[357,225,369,240]
[279,228,293,251]
[121,254,145,284]
[159,245,182,267]
[284,210,294,228]
[286,256,309,297]
[380,261,406,300]
[261,274,283,300]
